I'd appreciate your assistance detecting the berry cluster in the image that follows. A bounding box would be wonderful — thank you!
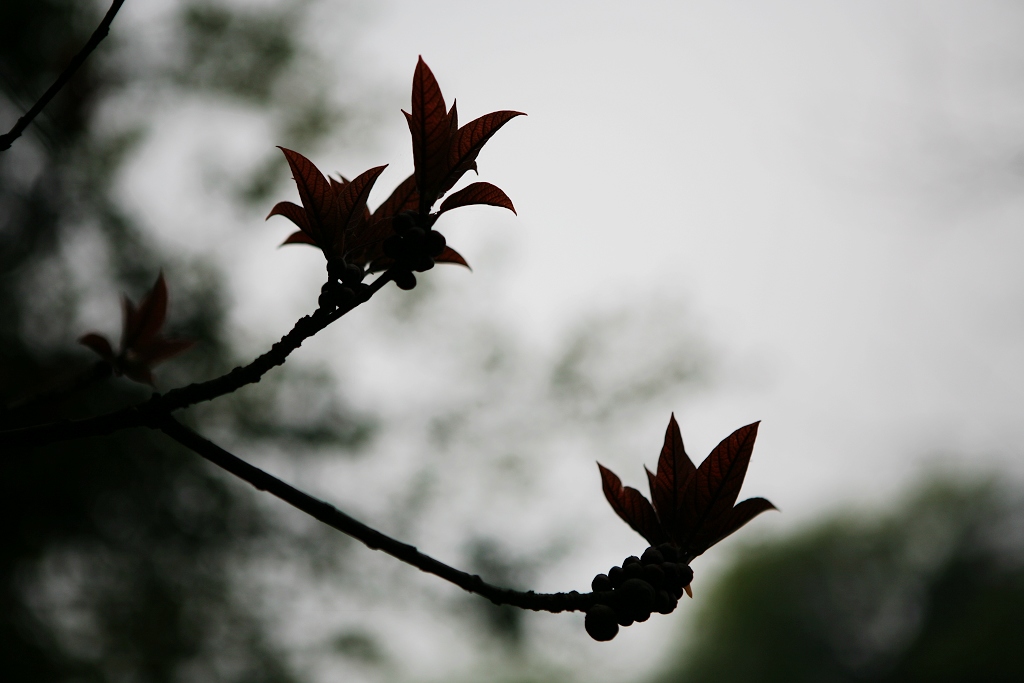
[584,544,694,642]
[319,259,369,310]
[381,211,447,290]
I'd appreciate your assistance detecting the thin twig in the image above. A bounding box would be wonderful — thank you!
[158,415,594,612]
[0,0,127,153]
[0,271,393,450]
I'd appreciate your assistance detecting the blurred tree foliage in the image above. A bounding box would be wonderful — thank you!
[0,0,368,680]
[658,478,1024,683]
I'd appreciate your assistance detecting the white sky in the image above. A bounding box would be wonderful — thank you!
[114,1,1024,681]
[342,0,1024,512]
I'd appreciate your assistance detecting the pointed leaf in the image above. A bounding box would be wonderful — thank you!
[407,57,451,206]
[78,333,115,362]
[434,246,471,270]
[438,182,516,215]
[371,174,419,221]
[439,110,524,196]
[278,147,336,244]
[680,422,761,550]
[267,201,312,238]
[280,231,317,247]
[126,273,168,349]
[696,497,777,551]
[337,165,388,232]
[598,463,669,546]
[649,413,696,536]
[448,100,458,134]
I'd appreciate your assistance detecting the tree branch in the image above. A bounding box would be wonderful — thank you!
[157,415,595,612]
[0,0,127,153]
[0,271,393,450]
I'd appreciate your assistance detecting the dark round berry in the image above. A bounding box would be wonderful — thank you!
[642,564,665,589]
[425,230,446,257]
[671,585,684,600]
[633,609,652,623]
[661,562,680,585]
[657,543,680,562]
[654,589,677,615]
[623,555,641,566]
[341,263,365,285]
[608,566,625,588]
[406,226,426,251]
[592,574,613,593]
[317,292,334,308]
[392,211,417,233]
[383,234,404,258]
[678,564,694,588]
[615,609,635,627]
[326,260,345,280]
[412,254,434,272]
[393,269,416,290]
[337,287,355,306]
[624,562,643,579]
[641,547,664,565]
[585,605,619,642]
[620,578,656,614]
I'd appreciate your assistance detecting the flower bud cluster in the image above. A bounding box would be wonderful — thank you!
[319,259,368,310]
[584,543,694,642]
[382,211,446,290]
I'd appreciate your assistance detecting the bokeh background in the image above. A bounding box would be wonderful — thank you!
[3,1,1024,682]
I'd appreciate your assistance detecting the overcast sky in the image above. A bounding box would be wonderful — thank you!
[334,0,1024,511]
[117,1,1024,680]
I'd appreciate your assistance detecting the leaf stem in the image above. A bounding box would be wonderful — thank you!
[0,0,127,153]
[158,415,594,612]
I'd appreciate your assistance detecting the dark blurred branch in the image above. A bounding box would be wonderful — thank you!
[0,0,126,152]
[0,272,393,450]
[158,415,594,612]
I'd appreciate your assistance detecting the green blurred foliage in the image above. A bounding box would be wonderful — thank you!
[0,0,370,680]
[658,478,1024,683]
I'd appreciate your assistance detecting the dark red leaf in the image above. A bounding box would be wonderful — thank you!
[695,497,777,550]
[434,246,471,270]
[280,231,317,247]
[438,182,516,215]
[123,272,168,350]
[371,174,419,221]
[407,57,452,207]
[680,422,760,549]
[439,110,524,197]
[78,333,115,362]
[598,463,668,546]
[268,201,313,238]
[278,147,336,244]
[648,413,696,535]
[336,165,388,236]
[95,273,197,386]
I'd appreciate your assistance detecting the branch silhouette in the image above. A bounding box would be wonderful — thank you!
[0,270,393,450]
[0,0,126,152]
[158,415,595,612]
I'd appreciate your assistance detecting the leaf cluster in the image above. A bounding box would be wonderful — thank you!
[599,414,775,558]
[78,272,195,386]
